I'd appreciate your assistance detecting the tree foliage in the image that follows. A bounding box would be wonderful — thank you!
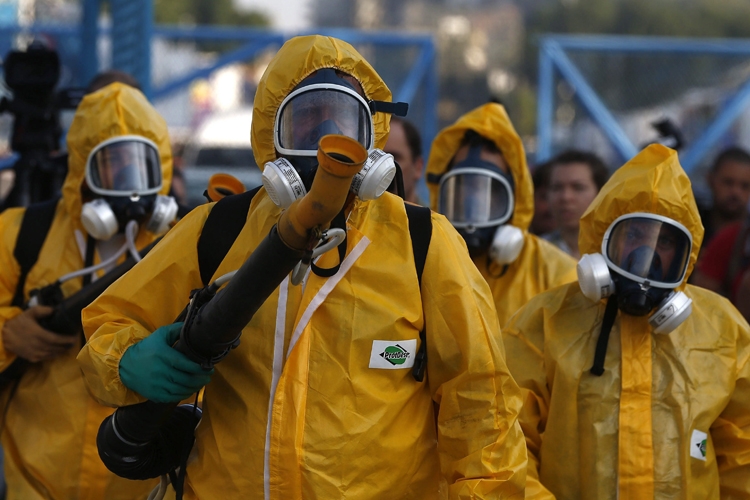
[523,0,750,79]
[154,0,270,26]
[529,0,750,37]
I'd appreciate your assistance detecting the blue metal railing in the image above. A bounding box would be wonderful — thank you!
[0,23,437,199]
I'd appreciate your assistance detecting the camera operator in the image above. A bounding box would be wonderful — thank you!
[0,41,83,210]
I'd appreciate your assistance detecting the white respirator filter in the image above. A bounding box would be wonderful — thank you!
[649,290,692,334]
[577,253,616,302]
[489,225,525,265]
[81,198,119,241]
[145,195,179,235]
[350,149,396,201]
[262,158,307,209]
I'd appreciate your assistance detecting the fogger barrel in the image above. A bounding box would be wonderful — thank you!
[41,238,161,335]
[0,237,162,387]
[97,135,368,480]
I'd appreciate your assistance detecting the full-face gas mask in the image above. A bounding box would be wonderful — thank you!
[262,68,406,208]
[81,135,178,240]
[437,145,523,264]
[577,213,693,334]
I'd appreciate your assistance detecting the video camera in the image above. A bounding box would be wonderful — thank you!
[0,40,85,209]
[641,117,685,152]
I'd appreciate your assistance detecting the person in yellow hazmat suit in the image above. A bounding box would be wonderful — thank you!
[0,82,178,499]
[78,35,528,499]
[503,143,750,499]
[426,103,577,326]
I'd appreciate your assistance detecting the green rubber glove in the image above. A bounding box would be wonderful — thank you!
[119,322,213,403]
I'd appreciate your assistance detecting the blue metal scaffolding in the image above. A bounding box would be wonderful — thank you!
[537,35,750,173]
[146,26,438,163]
[80,0,152,95]
[1,12,438,180]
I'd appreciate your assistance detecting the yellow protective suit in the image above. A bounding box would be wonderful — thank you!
[503,144,750,499]
[0,83,171,500]
[426,103,577,326]
[78,36,528,500]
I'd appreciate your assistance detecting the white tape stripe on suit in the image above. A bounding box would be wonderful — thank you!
[264,276,289,500]
[287,236,370,358]
[263,236,370,499]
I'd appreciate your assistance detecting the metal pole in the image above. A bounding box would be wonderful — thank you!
[547,41,638,162]
[680,75,750,173]
[80,0,99,87]
[536,39,554,163]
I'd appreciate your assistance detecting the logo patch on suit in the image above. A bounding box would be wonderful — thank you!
[690,429,707,461]
[369,340,417,369]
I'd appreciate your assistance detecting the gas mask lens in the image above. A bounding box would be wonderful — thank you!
[87,136,162,195]
[604,214,692,286]
[438,168,513,228]
[276,85,372,154]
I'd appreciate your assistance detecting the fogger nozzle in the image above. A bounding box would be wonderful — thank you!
[278,134,367,250]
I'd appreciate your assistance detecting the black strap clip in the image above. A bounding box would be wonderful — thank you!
[368,100,409,117]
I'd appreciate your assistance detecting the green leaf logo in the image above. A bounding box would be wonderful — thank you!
[380,344,410,365]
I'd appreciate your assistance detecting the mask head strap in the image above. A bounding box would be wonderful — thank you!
[368,100,409,117]
[590,295,619,376]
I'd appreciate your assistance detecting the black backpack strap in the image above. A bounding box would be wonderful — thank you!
[589,295,619,376]
[11,198,59,307]
[197,186,261,286]
[404,203,432,382]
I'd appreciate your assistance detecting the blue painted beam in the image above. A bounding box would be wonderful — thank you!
[416,50,439,205]
[536,41,555,163]
[153,26,431,47]
[141,0,154,97]
[111,0,153,96]
[0,24,77,37]
[80,0,99,87]
[549,34,750,55]
[680,75,750,173]
[396,41,433,104]
[150,40,276,101]
[547,40,638,162]
[154,25,284,43]
[300,28,432,47]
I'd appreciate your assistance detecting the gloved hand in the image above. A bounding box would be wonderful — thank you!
[119,322,213,403]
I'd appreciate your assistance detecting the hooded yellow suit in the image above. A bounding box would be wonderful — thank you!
[503,144,750,499]
[0,83,171,499]
[78,36,527,499]
[426,103,577,327]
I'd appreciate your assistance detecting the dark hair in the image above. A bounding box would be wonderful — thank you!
[460,129,501,154]
[446,129,504,172]
[710,146,750,175]
[86,70,141,94]
[549,149,609,190]
[531,160,553,190]
[391,117,422,160]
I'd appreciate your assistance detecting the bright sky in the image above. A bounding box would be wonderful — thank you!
[235,0,312,32]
